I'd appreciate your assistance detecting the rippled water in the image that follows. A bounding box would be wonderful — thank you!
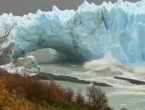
[40,63,145,110]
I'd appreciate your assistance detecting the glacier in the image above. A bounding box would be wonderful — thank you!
[0,55,40,76]
[1,0,145,67]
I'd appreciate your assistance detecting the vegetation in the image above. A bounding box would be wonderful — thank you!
[86,85,112,110]
[0,76,31,110]
[0,69,128,110]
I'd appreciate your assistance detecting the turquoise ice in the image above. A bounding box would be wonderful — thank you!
[0,0,145,65]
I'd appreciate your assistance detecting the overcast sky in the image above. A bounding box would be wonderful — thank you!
[0,0,140,15]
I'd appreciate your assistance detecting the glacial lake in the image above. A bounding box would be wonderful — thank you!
[40,63,145,110]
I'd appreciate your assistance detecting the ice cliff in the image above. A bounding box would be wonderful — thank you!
[1,0,145,66]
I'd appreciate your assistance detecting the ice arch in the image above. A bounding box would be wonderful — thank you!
[26,48,69,64]
[1,0,145,65]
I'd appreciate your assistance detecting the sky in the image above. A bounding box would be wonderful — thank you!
[0,0,140,15]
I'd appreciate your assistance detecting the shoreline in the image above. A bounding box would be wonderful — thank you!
[36,72,145,87]
[36,72,113,87]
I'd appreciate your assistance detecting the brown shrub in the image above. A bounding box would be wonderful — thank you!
[0,71,75,105]
[64,88,74,102]
[86,85,111,110]
[0,70,114,110]
[0,76,31,110]
[75,93,85,105]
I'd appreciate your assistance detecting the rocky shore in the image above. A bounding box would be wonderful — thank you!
[36,72,113,87]
[36,72,145,87]
[114,76,145,85]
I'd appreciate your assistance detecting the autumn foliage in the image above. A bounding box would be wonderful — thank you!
[0,76,31,110]
[0,69,129,110]
[0,73,74,104]
[0,70,85,110]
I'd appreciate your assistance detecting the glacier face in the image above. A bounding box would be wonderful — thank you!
[1,0,145,65]
[0,55,40,76]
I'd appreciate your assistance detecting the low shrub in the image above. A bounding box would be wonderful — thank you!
[86,84,113,110]
[0,69,116,110]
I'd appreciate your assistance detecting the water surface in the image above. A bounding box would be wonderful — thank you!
[40,63,145,110]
